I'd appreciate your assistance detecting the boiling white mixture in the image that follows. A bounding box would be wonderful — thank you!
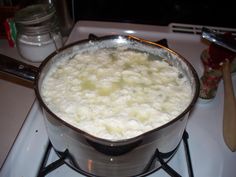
[41,48,192,140]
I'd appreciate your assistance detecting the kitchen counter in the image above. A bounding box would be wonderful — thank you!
[0,39,35,168]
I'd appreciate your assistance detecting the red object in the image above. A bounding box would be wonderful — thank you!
[3,18,15,47]
[199,32,236,99]
[207,33,236,69]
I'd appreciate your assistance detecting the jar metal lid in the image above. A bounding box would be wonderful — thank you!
[14,4,55,25]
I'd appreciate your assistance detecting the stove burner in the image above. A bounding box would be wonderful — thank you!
[37,131,194,177]
[88,33,169,48]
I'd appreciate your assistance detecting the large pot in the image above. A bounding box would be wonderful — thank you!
[0,35,199,177]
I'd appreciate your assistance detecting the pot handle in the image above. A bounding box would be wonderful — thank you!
[0,53,39,82]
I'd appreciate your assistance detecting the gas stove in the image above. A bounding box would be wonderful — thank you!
[1,21,236,177]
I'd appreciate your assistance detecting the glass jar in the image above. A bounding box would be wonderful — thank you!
[14,4,63,62]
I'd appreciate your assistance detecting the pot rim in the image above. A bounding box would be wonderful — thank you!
[35,35,200,145]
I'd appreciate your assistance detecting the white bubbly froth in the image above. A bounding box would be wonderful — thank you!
[41,49,192,140]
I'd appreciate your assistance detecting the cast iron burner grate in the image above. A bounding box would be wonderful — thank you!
[37,36,193,177]
[37,131,193,177]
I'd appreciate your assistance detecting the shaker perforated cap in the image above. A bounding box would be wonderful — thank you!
[14,4,55,25]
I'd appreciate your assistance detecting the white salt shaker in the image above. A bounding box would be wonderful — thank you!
[14,4,63,62]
